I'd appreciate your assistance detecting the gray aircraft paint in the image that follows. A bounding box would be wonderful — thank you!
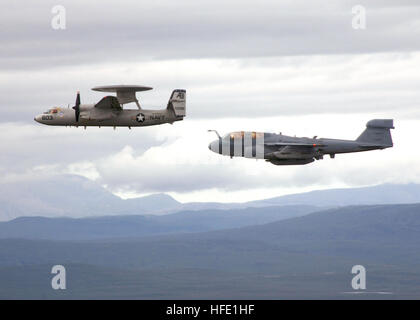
[34,87,186,128]
[214,131,265,159]
[209,119,394,165]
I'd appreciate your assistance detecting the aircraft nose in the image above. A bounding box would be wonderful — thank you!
[34,114,46,124]
[208,140,219,153]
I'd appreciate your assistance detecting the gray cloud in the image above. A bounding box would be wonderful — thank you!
[1,0,420,70]
[2,53,419,123]
[0,122,165,172]
[1,0,420,202]
[2,116,417,199]
[2,0,420,122]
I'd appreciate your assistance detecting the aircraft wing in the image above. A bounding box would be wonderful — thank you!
[266,144,319,160]
[265,142,324,147]
[94,96,122,110]
[265,142,324,159]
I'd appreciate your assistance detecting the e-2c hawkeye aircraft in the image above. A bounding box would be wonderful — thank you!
[208,119,394,165]
[34,85,186,129]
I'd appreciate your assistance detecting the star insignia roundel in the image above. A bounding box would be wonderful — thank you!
[136,113,145,123]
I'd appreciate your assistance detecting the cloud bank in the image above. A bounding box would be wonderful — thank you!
[1,0,420,202]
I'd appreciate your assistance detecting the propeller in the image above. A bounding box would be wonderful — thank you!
[72,91,80,122]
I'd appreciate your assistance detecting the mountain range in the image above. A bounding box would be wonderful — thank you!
[0,205,318,240]
[2,175,420,298]
[1,203,420,299]
[1,174,420,221]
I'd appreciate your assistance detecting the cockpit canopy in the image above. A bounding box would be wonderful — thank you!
[222,131,263,140]
[43,107,61,114]
[223,131,244,140]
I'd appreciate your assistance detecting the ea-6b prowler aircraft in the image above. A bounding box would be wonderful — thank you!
[208,119,394,165]
[34,85,186,128]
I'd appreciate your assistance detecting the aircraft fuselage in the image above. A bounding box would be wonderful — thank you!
[34,106,182,127]
[208,119,394,165]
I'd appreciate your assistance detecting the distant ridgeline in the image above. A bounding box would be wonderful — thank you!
[0,174,420,221]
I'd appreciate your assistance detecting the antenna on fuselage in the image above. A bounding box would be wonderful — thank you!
[208,130,221,139]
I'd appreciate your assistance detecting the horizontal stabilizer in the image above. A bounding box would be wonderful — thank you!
[365,119,394,129]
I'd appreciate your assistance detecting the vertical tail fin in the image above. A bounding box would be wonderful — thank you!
[167,89,186,117]
[356,119,394,147]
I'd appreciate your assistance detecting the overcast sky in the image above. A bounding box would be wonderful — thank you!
[1,0,420,203]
